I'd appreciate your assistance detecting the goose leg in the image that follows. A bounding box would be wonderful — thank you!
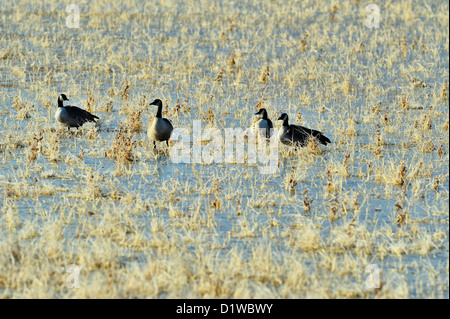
[153,141,156,149]
[166,140,169,147]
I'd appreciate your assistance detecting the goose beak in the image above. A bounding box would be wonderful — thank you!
[277,116,283,121]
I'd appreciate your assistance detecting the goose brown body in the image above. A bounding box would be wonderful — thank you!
[277,113,330,147]
[147,99,173,148]
[55,94,99,129]
[250,108,274,140]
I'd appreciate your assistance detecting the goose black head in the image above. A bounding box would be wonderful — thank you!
[58,94,69,107]
[277,113,289,125]
[149,99,163,107]
[255,108,268,118]
[150,99,164,118]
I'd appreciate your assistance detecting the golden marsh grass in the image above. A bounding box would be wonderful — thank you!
[0,0,448,298]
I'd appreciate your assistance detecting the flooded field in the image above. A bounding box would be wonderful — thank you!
[0,0,448,298]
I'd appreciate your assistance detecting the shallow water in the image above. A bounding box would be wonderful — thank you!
[0,0,448,298]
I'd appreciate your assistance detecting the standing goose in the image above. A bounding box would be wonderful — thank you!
[277,113,331,147]
[250,108,274,140]
[147,99,173,148]
[55,94,99,130]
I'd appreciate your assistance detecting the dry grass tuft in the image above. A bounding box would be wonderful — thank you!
[121,81,130,101]
[300,31,309,52]
[85,92,95,113]
[106,124,135,162]
[330,4,339,22]
[0,0,447,299]
[440,81,448,100]
[259,59,270,83]
[394,163,407,187]
[128,109,144,133]
[395,202,409,226]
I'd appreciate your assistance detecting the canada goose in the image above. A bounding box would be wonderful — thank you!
[250,108,274,139]
[277,113,331,147]
[147,99,173,148]
[55,94,99,130]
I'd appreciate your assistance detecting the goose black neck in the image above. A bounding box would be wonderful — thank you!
[282,118,289,127]
[58,98,64,108]
[156,104,163,118]
[261,110,268,119]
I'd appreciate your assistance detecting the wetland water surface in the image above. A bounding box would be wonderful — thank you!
[0,0,448,298]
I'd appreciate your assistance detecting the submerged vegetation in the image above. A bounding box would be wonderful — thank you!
[0,0,448,298]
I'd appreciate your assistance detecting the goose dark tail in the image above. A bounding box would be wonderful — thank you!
[311,129,331,146]
[319,134,331,145]
[85,111,99,122]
